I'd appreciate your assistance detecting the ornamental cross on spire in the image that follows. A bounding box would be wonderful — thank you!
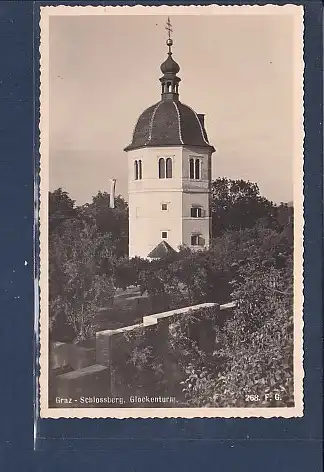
[165,17,174,54]
[165,17,173,39]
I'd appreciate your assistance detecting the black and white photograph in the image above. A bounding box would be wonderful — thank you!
[39,5,304,418]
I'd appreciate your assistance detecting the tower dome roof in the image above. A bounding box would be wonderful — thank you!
[124,100,215,152]
[124,17,215,153]
[160,53,180,75]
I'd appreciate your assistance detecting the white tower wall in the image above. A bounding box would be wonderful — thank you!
[181,146,211,251]
[127,146,212,259]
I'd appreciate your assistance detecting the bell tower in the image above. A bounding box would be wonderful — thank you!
[124,18,215,259]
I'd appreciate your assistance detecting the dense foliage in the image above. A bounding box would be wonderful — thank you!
[48,179,294,406]
[49,188,128,341]
[109,229,293,407]
[210,178,292,236]
[49,219,115,342]
[177,228,294,407]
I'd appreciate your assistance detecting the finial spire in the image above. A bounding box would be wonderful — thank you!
[165,17,173,54]
[160,17,181,101]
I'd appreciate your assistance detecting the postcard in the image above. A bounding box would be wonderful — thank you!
[38,4,304,418]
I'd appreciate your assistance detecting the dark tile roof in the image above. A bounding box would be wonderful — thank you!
[124,100,215,152]
[147,240,177,259]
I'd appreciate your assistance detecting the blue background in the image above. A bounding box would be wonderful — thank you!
[0,1,322,470]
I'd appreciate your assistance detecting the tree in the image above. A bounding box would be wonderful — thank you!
[49,188,79,233]
[48,188,130,342]
[177,227,294,408]
[49,218,115,343]
[210,253,293,407]
[80,191,129,258]
[210,178,276,237]
[276,202,294,244]
[112,256,148,290]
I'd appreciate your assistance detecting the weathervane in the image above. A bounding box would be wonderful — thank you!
[165,16,173,54]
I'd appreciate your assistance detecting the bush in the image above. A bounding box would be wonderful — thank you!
[181,254,294,407]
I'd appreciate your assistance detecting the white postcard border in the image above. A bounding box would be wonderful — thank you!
[39,4,304,419]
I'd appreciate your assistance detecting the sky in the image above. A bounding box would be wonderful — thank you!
[48,10,301,205]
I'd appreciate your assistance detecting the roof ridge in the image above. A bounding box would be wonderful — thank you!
[180,102,210,146]
[145,101,163,145]
[125,100,215,152]
[172,101,184,145]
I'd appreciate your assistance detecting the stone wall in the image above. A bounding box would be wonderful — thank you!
[49,302,236,407]
[50,342,96,371]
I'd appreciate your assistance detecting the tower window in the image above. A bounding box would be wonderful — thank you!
[191,234,203,246]
[138,159,142,179]
[159,158,165,179]
[195,158,200,180]
[161,231,168,239]
[189,158,194,179]
[189,157,201,179]
[134,160,138,180]
[134,160,142,180]
[158,157,173,179]
[166,158,172,178]
[161,203,168,211]
[191,206,202,218]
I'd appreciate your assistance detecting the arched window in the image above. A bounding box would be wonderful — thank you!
[134,160,142,180]
[189,157,201,179]
[138,159,142,180]
[189,158,194,179]
[159,158,165,179]
[195,158,200,180]
[166,158,172,179]
[134,160,138,180]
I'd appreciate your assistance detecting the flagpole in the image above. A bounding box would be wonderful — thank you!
[109,178,116,209]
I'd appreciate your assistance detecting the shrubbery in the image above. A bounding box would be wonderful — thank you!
[107,231,293,407]
[180,254,293,407]
[48,180,294,407]
[110,226,294,407]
